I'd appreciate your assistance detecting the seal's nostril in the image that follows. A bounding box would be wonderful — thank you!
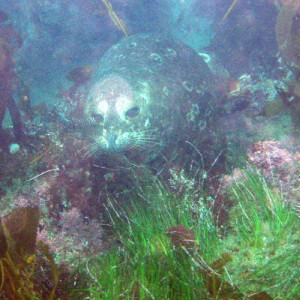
[108,134,117,149]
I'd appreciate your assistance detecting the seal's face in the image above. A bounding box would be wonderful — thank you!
[84,75,158,157]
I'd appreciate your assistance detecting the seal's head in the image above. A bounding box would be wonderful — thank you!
[83,75,158,158]
[82,34,224,170]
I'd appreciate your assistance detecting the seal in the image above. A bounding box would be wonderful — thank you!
[83,33,225,171]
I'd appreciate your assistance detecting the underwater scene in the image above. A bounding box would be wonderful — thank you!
[0,0,300,299]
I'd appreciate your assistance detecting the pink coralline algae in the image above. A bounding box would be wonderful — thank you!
[247,139,300,208]
[37,207,106,258]
[222,140,300,208]
[247,139,295,180]
[216,139,300,224]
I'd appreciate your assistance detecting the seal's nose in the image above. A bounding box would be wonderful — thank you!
[108,134,117,150]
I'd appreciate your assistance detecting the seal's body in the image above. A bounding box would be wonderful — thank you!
[84,34,225,171]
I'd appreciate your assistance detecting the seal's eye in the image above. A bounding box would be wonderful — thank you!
[91,113,104,124]
[125,106,140,118]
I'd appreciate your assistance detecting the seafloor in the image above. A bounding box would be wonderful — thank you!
[1,0,300,299]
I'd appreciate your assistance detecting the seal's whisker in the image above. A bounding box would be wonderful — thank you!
[136,138,163,146]
[81,142,101,159]
[137,130,158,137]
[81,146,93,156]
[82,148,94,159]
[138,136,159,142]
[80,144,93,156]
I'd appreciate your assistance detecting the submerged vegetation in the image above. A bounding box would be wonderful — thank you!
[224,171,300,298]
[87,175,223,299]
[0,207,59,299]
[0,207,89,299]
[1,143,299,298]
[1,1,300,298]
[84,168,300,299]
